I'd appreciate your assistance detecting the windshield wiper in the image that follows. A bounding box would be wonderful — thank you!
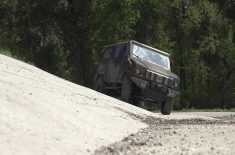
[133,54,142,60]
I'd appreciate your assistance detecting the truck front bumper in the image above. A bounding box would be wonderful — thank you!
[130,77,180,99]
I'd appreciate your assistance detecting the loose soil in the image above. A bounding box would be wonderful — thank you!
[94,110,235,155]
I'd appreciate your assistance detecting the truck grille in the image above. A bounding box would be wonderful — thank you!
[146,70,173,87]
[142,89,167,102]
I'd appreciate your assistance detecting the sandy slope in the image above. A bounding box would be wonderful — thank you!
[0,54,151,155]
[0,54,235,155]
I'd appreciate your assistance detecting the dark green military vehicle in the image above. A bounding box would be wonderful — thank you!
[94,40,180,115]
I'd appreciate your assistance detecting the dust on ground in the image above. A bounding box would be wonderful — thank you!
[94,109,235,155]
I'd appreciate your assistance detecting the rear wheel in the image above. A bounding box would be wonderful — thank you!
[120,74,132,102]
[161,98,174,115]
[94,76,106,94]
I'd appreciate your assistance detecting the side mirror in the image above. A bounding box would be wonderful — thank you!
[170,60,175,70]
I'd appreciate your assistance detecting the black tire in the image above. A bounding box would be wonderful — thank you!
[161,98,174,115]
[120,74,132,102]
[136,100,145,108]
[94,76,106,94]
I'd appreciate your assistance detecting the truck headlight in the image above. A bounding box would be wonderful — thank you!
[136,69,140,74]
[135,68,146,78]
[175,82,178,88]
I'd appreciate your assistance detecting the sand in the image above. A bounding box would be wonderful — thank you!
[0,54,235,155]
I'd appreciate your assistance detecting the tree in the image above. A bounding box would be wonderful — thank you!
[91,0,140,62]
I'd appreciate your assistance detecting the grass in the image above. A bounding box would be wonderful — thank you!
[231,114,235,119]
[0,48,14,57]
[0,48,35,66]
[143,102,235,113]
[153,108,235,113]
[172,108,235,112]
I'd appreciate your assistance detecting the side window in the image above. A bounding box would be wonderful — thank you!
[113,47,121,58]
[124,45,130,56]
[103,49,111,59]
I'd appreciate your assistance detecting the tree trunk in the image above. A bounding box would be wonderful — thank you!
[206,78,211,108]
[173,6,186,91]
[180,61,186,90]
[220,72,233,109]
[220,91,226,109]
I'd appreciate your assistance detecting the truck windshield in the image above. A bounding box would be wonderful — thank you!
[133,45,170,70]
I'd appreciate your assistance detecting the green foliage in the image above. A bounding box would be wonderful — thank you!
[0,48,13,57]
[0,0,93,87]
[231,114,235,119]
[178,108,235,112]
[154,108,235,113]
[0,48,35,66]
[91,0,140,62]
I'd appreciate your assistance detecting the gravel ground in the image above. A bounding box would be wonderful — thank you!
[94,110,235,155]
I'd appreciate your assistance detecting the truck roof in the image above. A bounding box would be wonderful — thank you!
[105,40,170,56]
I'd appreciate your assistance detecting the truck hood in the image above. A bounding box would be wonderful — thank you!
[131,58,180,83]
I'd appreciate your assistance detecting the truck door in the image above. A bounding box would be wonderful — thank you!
[116,45,130,81]
[106,45,123,83]
[96,48,113,81]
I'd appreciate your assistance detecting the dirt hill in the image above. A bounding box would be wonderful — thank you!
[1,54,235,155]
[0,54,154,154]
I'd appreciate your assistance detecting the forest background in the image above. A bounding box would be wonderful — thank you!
[1,0,235,110]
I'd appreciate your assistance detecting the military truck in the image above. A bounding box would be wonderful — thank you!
[94,40,180,115]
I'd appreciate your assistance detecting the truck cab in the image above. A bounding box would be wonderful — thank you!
[94,40,180,115]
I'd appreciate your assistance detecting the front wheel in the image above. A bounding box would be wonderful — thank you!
[94,76,106,94]
[120,74,132,102]
[136,100,145,108]
[161,98,174,115]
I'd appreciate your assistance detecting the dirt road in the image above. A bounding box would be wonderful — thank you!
[0,54,235,155]
[95,112,235,155]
